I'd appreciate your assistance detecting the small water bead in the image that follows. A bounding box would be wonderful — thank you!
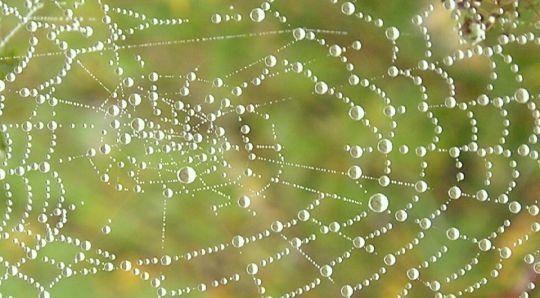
[236,105,246,114]
[365,245,375,253]
[448,186,462,199]
[232,87,243,96]
[349,74,360,86]
[298,209,310,221]
[231,235,245,248]
[240,124,251,134]
[349,106,365,121]
[250,8,265,22]
[384,105,396,117]
[61,267,73,278]
[108,105,121,116]
[399,145,409,154]
[237,195,251,208]
[341,2,356,16]
[129,93,142,106]
[368,193,389,213]
[388,66,399,77]
[291,237,302,248]
[478,239,492,252]
[38,213,48,223]
[449,147,461,158]
[500,247,512,259]
[347,165,362,180]
[353,236,365,248]
[119,133,132,145]
[447,227,460,240]
[213,78,224,87]
[211,14,222,24]
[378,176,390,187]
[314,81,329,95]
[430,281,441,292]
[271,221,283,233]
[246,263,258,275]
[443,0,456,10]
[291,61,304,72]
[534,262,540,274]
[476,189,488,201]
[384,254,396,266]
[350,146,363,158]
[385,27,400,41]
[177,166,196,184]
[197,284,206,292]
[131,118,145,132]
[329,45,342,57]
[320,265,333,277]
[514,88,530,103]
[419,218,431,230]
[497,194,509,204]
[293,28,306,41]
[517,144,530,156]
[8,265,18,276]
[120,260,132,271]
[395,210,408,222]
[102,225,112,235]
[329,222,340,232]
[509,201,521,214]
[407,268,419,280]
[529,205,539,216]
[163,188,174,199]
[265,55,277,67]
[414,180,428,193]
[341,285,354,297]
[377,139,393,154]
[477,94,490,106]
[524,254,535,265]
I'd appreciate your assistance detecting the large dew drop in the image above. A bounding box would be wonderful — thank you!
[250,8,265,22]
[177,166,197,184]
[368,193,389,213]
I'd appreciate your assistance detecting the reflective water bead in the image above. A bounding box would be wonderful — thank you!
[368,193,389,213]
[250,8,265,22]
[341,2,355,16]
[349,106,365,121]
[386,27,400,41]
[314,81,329,95]
[177,166,197,184]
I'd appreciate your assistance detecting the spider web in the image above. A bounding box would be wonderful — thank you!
[0,0,539,297]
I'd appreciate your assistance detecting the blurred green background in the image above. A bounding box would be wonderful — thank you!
[0,0,539,297]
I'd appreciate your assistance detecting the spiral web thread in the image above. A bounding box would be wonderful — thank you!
[0,0,539,297]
